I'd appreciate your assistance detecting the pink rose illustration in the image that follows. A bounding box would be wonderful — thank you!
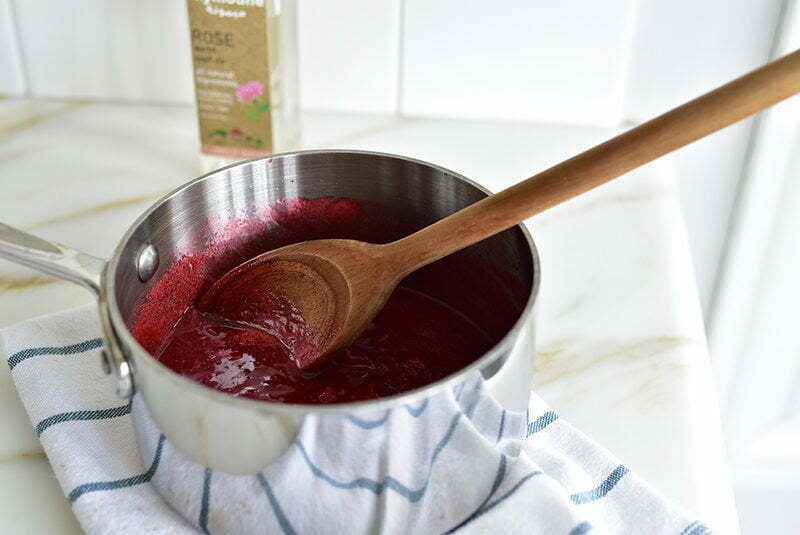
[235,81,264,103]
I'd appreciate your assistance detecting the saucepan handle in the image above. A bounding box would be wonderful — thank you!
[0,222,134,399]
[0,222,105,293]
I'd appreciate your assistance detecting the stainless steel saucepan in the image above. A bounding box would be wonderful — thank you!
[0,150,539,474]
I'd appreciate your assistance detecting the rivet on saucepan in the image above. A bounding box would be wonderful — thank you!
[136,243,159,282]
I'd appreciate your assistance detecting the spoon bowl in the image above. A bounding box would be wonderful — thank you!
[200,239,402,365]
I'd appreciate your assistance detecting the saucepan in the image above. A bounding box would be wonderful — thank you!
[0,150,539,474]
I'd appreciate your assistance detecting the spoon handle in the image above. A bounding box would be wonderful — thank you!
[385,48,800,274]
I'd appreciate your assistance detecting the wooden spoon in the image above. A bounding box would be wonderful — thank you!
[202,49,800,369]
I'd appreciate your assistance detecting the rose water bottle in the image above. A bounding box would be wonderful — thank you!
[186,0,300,173]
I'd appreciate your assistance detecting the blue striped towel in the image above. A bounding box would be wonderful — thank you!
[1,305,710,534]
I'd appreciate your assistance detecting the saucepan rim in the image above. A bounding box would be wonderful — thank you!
[105,149,541,415]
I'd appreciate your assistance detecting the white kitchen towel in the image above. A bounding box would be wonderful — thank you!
[2,304,711,535]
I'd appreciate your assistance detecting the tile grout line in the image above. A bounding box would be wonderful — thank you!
[394,0,406,117]
[7,0,31,96]
[616,0,641,124]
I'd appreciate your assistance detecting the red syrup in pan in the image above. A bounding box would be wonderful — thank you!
[131,197,494,404]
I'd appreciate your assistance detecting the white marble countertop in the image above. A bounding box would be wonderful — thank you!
[0,99,739,533]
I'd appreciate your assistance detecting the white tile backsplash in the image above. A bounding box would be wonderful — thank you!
[400,0,636,126]
[0,0,26,95]
[12,0,193,102]
[0,0,789,317]
[624,0,783,122]
[298,0,400,113]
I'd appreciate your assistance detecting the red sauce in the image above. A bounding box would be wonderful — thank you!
[131,197,493,404]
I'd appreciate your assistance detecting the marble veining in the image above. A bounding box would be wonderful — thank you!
[0,451,46,464]
[0,101,89,137]
[0,99,739,534]
[0,275,57,293]
[27,191,170,230]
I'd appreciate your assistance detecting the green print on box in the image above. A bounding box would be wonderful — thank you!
[207,128,264,149]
